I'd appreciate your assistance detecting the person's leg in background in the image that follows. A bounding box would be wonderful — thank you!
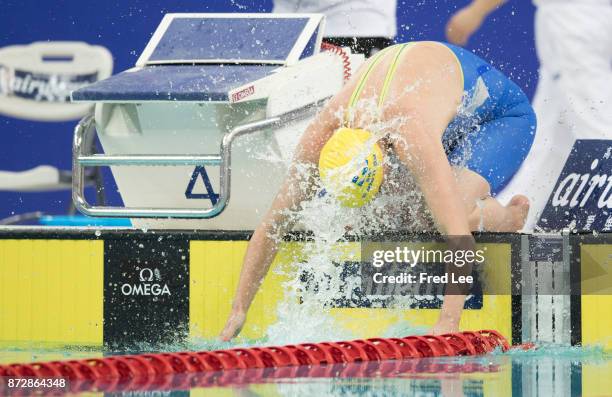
[496,2,612,230]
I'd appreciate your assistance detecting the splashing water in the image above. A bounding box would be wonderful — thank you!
[256,74,504,344]
[262,96,442,345]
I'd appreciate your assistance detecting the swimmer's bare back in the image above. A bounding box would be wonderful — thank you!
[296,42,463,164]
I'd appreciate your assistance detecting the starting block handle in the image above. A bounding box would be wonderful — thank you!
[77,154,223,167]
[72,99,326,219]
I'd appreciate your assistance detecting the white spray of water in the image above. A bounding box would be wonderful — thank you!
[260,96,428,344]
[259,80,480,344]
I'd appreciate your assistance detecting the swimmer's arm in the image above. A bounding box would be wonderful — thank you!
[393,117,472,235]
[385,42,473,333]
[393,115,474,332]
[220,99,342,340]
[226,163,312,314]
[386,42,471,235]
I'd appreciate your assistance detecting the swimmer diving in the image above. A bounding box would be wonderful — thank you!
[221,41,536,340]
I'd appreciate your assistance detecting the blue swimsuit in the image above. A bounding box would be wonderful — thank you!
[441,43,536,194]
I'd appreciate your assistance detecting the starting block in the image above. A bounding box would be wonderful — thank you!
[71,13,364,230]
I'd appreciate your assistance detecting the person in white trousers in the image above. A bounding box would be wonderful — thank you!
[273,0,397,56]
[446,0,612,231]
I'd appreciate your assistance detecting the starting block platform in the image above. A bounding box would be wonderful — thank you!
[70,13,363,230]
[72,14,326,103]
[72,64,279,102]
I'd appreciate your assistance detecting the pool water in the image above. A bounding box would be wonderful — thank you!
[1,342,610,396]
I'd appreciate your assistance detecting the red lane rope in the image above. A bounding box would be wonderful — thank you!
[321,42,352,82]
[0,330,514,394]
[0,330,508,391]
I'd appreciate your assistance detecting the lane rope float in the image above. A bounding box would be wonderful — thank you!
[0,330,514,393]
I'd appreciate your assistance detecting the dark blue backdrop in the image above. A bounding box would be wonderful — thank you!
[0,0,537,219]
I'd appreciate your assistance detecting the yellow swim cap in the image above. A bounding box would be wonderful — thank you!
[318,127,384,207]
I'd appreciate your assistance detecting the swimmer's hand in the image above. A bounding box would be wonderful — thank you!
[220,310,246,341]
[430,319,460,335]
[445,5,486,46]
[429,321,459,335]
[430,294,464,335]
